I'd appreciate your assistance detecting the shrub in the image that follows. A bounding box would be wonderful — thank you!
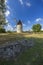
[32,24,41,32]
[0,27,6,33]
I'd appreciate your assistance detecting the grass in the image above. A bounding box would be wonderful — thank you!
[16,38,43,65]
[0,33,43,65]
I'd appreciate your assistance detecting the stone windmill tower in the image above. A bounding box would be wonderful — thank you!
[17,20,22,33]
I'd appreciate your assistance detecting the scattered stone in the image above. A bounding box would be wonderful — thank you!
[0,39,34,60]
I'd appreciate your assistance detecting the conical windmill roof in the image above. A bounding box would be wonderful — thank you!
[17,20,22,25]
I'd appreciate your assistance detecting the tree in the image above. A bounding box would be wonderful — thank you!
[32,24,41,32]
[0,0,6,32]
[0,0,6,27]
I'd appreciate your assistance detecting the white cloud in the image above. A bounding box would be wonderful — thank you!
[26,2,31,7]
[6,19,9,23]
[19,0,23,5]
[5,10,10,17]
[19,0,31,7]
[23,23,26,27]
[5,0,7,3]
[5,0,10,9]
[35,18,43,22]
[41,28,43,31]
[5,0,8,4]
[6,23,14,31]
[7,5,10,9]
[35,18,43,30]
[28,20,31,24]
[14,25,16,27]
[13,25,16,31]
[23,26,31,31]
[23,22,31,31]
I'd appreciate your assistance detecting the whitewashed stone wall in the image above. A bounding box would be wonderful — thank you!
[17,25,22,33]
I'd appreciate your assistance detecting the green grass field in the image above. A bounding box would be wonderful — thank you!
[0,33,43,65]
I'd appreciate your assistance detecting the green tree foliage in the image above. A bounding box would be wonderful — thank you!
[0,0,6,25]
[32,24,41,32]
[0,27,6,33]
[0,0,6,32]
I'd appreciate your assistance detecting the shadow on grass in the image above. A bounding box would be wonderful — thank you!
[16,37,43,65]
[0,34,43,65]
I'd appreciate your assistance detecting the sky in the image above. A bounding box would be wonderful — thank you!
[5,0,43,31]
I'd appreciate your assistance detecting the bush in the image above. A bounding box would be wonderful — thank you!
[32,24,41,32]
[7,31,13,33]
[0,28,6,33]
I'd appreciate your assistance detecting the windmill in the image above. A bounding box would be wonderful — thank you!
[14,18,22,33]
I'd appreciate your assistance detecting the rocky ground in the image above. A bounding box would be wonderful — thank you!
[0,33,43,65]
[0,39,34,60]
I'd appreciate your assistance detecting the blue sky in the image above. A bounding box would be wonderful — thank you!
[5,0,43,31]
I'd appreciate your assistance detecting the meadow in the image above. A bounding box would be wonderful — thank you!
[0,33,43,65]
